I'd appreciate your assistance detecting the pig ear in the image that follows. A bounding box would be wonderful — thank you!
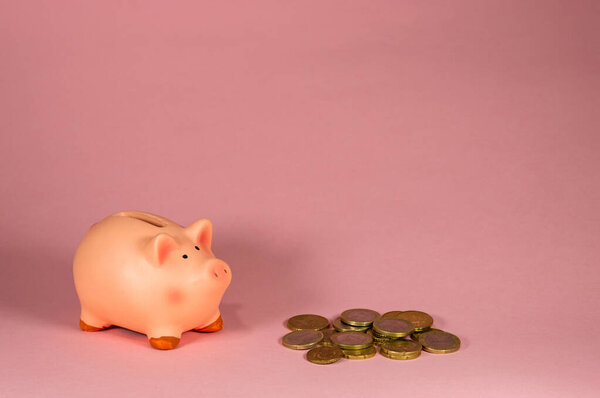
[147,233,178,266]
[186,218,213,250]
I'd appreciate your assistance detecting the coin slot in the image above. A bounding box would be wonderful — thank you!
[117,211,166,227]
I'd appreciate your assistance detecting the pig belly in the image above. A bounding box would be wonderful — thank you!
[73,223,159,334]
[75,254,216,336]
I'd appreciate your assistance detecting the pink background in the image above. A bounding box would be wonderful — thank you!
[1,1,599,396]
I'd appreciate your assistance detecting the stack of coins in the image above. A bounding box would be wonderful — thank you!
[331,331,376,360]
[380,340,422,360]
[282,309,460,364]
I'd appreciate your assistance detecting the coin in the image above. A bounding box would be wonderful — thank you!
[410,328,442,341]
[391,311,433,332]
[418,330,460,354]
[333,317,369,332]
[287,314,330,331]
[380,340,422,360]
[372,318,414,338]
[306,346,343,364]
[342,345,377,360]
[320,329,339,347]
[330,331,373,350]
[370,328,390,337]
[282,330,324,350]
[366,329,400,345]
[381,311,404,319]
[380,349,421,360]
[341,309,380,326]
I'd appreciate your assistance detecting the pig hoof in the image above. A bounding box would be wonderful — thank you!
[149,336,180,350]
[79,319,110,332]
[193,315,223,333]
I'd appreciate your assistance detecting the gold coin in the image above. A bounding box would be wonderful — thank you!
[342,346,377,360]
[410,328,441,341]
[370,328,390,337]
[340,309,380,326]
[418,330,460,354]
[380,348,421,360]
[392,311,433,332]
[306,346,343,364]
[366,329,400,345]
[282,330,324,350]
[333,317,369,332]
[287,314,330,331]
[320,329,339,347]
[380,339,422,360]
[372,318,414,338]
[381,311,404,319]
[330,331,373,350]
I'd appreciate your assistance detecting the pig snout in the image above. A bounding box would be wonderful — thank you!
[206,259,231,282]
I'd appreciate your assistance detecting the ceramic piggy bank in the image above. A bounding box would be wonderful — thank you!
[73,211,232,350]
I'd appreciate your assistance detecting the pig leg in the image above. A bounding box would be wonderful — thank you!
[79,309,111,331]
[193,315,223,333]
[147,330,182,350]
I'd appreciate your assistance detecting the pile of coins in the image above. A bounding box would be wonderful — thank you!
[282,309,460,364]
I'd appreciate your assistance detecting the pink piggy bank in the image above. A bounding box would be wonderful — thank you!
[73,211,232,350]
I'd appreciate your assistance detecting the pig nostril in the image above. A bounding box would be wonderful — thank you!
[224,269,228,274]
[214,271,219,278]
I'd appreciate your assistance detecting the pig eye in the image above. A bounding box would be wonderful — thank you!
[194,246,200,250]
[182,254,188,259]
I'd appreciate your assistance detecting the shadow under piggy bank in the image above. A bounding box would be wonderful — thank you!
[0,246,79,328]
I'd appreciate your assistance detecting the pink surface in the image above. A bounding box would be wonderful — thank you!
[1,1,598,396]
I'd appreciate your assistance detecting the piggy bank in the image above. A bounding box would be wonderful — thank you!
[73,211,232,350]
